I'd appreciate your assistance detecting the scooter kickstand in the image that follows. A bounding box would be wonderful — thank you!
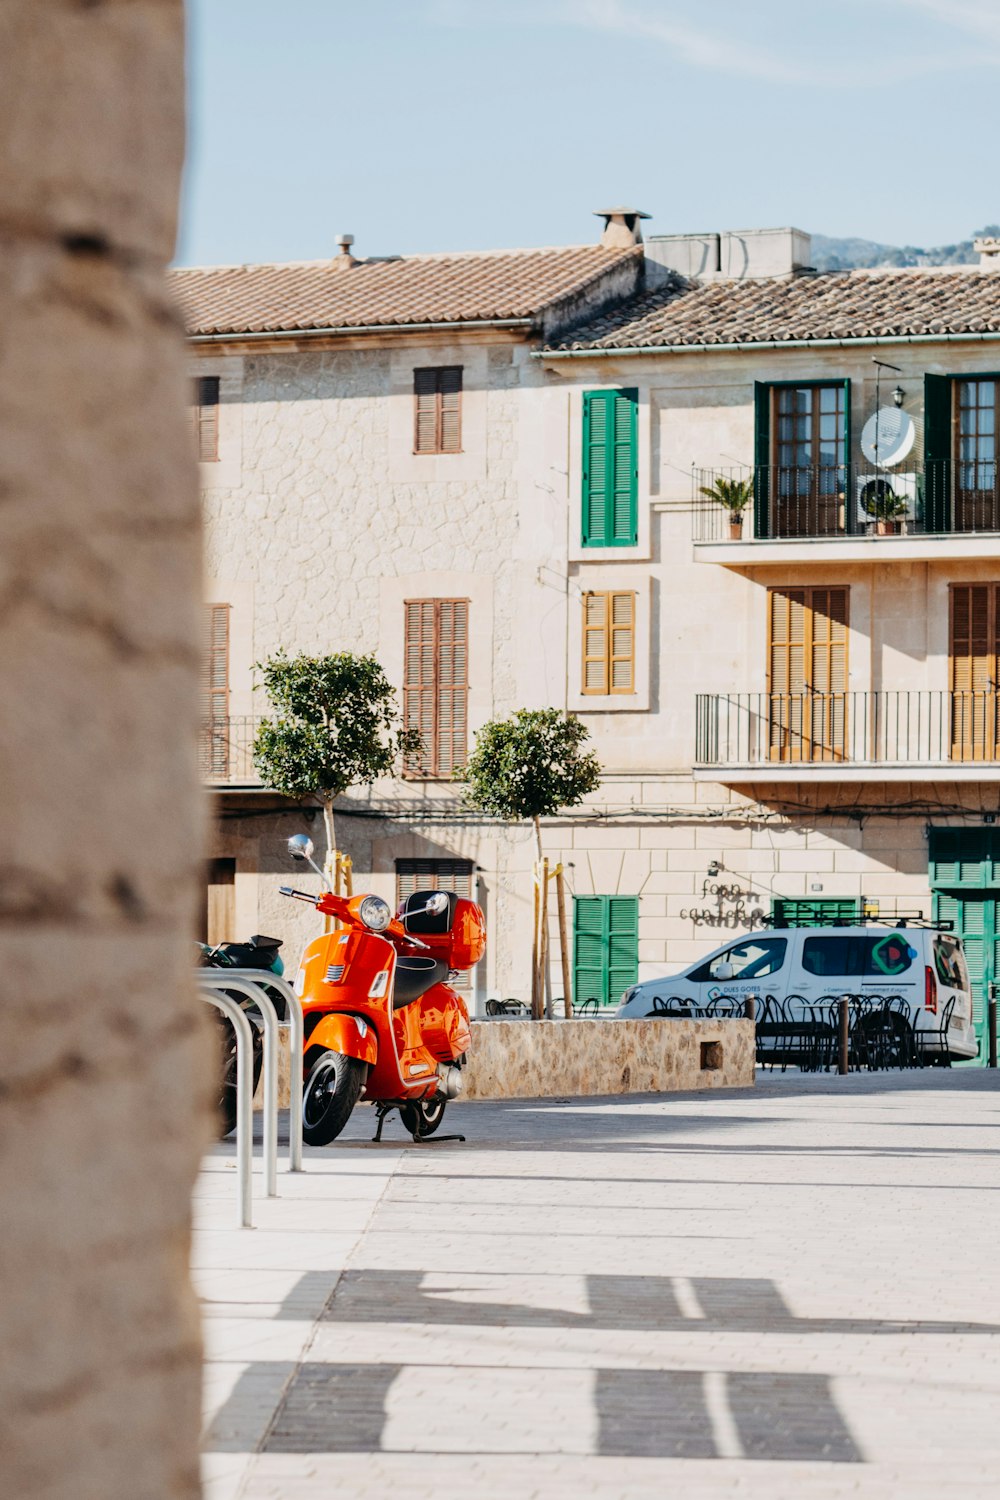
[372,1102,396,1143]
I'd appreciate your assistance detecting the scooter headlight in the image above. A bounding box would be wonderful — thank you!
[359,896,391,932]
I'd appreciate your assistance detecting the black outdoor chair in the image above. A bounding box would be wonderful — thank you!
[917,995,957,1067]
[651,995,699,1017]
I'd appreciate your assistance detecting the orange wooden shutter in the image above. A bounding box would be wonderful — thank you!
[437,600,468,774]
[950,584,999,758]
[610,592,635,692]
[201,604,230,779]
[201,604,230,721]
[404,599,469,775]
[193,376,220,462]
[583,592,609,693]
[413,367,462,453]
[582,591,634,695]
[768,587,848,760]
[439,367,462,453]
[413,370,438,453]
[404,601,436,772]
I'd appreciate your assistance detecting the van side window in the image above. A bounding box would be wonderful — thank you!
[802,933,916,978]
[689,937,788,983]
[802,936,864,976]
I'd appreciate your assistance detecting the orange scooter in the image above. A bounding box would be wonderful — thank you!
[281,833,485,1144]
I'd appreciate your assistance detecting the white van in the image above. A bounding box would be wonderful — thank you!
[615,926,979,1062]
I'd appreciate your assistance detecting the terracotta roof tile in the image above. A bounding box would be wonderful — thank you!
[171,245,638,336]
[547,268,1000,350]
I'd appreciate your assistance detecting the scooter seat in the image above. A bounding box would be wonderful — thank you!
[393,955,450,1008]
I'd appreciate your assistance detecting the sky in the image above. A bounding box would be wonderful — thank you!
[178,0,1000,267]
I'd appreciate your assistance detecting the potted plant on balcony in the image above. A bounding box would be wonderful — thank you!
[860,479,909,536]
[699,474,754,541]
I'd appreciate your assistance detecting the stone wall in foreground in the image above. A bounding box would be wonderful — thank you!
[463,1019,754,1098]
[0,4,207,1498]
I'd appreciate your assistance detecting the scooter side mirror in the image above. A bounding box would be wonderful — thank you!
[425,893,449,915]
[288,834,315,863]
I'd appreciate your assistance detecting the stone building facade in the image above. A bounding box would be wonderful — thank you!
[175,220,1000,1056]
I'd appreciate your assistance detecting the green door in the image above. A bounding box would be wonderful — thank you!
[573,895,638,1008]
[933,890,997,1062]
[929,827,1000,1062]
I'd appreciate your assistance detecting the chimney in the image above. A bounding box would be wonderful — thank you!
[594,207,650,249]
[333,232,357,268]
[975,235,1000,271]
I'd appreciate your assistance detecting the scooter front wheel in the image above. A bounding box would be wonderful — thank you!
[302,1050,365,1145]
[400,1096,447,1139]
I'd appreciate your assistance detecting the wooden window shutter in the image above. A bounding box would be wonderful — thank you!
[414,370,439,453]
[439,367,462,453]
[768,586,848,761]
[413,367,462,454]
[403,599,469,776]
[582,591,635,694]
[582,389,638,547]
[950,584,999,758]
[201,604,230,721]
[193,375,220,462]
[436,599,468,775]
[200,604,230,779]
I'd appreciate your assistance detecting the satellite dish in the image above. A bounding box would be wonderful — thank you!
[860,407,915,467]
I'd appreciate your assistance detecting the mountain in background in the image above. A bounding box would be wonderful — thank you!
[811,227,999,272]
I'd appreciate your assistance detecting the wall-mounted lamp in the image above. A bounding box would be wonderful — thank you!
[893,385,905,408]
[707,860,721,878]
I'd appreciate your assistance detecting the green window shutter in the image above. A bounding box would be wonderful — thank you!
[573,896,607,1004]
[573,894,639,1006]
[924,374,952,533]
[753,381,770,539]
[928,827,994,887]
[607,896,639,1003]
[582,389,638,546]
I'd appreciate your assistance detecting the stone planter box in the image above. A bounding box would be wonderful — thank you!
[258,1016,753,1109]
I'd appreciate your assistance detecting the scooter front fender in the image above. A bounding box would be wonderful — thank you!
[309,1012,378,1067]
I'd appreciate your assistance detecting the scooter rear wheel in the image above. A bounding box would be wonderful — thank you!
[302,1051,365,1145]
[400,1096,447,1139]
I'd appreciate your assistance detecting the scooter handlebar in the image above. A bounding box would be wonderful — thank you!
[279,886,321,905]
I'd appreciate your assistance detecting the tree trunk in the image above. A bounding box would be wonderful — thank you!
[321,796,336,875]
[533,814,543,863]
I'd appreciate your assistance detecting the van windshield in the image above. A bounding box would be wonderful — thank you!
[689,937,787,983]
[801,932,916,979]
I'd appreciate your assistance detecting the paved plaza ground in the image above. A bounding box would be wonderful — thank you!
[194,1070,1000,1499]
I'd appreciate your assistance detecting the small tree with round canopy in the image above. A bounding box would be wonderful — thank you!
[457,708,601,1013]
[252,650,419,868]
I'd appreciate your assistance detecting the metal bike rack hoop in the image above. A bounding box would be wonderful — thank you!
[213,969,304,1173]
[199,974,281,1198]
[199,987,254,1229]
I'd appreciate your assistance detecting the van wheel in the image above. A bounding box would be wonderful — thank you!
[400,1096,446,1139]
[302,1051,365,1145]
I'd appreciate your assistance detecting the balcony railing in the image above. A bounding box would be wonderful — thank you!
[695,692,1000,769]
[693,463,1000,543]
[200,717,262,785]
